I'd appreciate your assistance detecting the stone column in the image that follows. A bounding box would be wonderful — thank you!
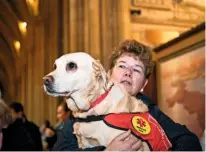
[100,0,131,70]
[62,0,131,70]
[116,0,131,41]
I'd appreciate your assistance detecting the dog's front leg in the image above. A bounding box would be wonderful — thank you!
[73,121,105,149]
[73,122,99,149]
[73,122,84,148]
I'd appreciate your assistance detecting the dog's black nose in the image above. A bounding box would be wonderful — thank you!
[43,76,54,86]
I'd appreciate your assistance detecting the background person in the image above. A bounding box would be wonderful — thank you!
[55,101,72,132]
[9,102,43,150]
[1,100,36,151]
[40,119,57,150]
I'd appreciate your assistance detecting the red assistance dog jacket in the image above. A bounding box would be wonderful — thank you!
[103,113,172,151]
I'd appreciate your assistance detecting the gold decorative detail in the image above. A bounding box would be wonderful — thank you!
[18,21,27,36]
[131,0,172,9]
[26,0,39,16]
[14,40,21,55]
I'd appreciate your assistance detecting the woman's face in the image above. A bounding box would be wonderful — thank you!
[110,54,148,96]
[56,106,69,122]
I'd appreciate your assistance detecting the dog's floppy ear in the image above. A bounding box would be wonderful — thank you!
[92,60,108,90]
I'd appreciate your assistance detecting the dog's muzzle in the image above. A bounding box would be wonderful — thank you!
[43,75,54,87]
[43,75,56,93]
[43,75,74,96]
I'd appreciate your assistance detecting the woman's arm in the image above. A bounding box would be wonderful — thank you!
[105,130,149,151]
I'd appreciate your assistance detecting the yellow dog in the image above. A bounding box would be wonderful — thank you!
[43,52,155,150]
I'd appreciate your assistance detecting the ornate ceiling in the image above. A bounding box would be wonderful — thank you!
[130,0,205,47]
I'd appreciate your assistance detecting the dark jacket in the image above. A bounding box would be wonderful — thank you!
[1,119,36,151]
[23,119,43,150]
[53,94,202,151]
[45,127,57,150]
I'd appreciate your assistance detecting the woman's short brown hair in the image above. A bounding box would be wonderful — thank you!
[109,39,154,78]
[58,101,70,113]
[0,99,12,128]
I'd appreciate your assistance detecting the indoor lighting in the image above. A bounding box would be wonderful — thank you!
[26,0,39,16]
[14,40,21,55]
[18,21,27,36]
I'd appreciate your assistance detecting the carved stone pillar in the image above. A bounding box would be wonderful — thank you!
[16,0,60,125]
[116,0,131,41]
[100,0,130,70]
[26,51,34,119]
[62,0,130,69]
[41,0,59,125]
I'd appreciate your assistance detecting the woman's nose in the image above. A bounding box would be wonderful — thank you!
[124,68,132,77]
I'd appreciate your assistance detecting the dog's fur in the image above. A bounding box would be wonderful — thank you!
[43,52,148,149]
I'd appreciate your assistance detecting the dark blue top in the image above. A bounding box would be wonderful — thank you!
[53,94,202,151]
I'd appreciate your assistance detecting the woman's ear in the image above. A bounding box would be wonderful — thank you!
[140,79,148,92]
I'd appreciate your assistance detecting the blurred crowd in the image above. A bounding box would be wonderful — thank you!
[0,99,71,151]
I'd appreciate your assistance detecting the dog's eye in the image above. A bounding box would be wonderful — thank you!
[53,64,57,70]
[66,62,77,71]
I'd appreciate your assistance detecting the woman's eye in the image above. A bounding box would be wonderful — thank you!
[133,69,142,74]
[66,62,77,71]
[119,65,126,69]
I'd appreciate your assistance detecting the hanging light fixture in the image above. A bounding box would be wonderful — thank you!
[14,40,21,55]
[18,21,27,36]
[26,0,39,16]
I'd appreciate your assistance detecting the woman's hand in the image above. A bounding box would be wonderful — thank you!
[105,130,150,151]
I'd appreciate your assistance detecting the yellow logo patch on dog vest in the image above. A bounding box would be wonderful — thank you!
[132,116,151,135]
[103,113,172,151]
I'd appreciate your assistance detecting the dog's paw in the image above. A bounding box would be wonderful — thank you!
[136,100,149,113]
[73,122,80,135]
[72,111,79,118]
[73,111,88,118]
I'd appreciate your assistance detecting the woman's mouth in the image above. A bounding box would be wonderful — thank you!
[120,80,132,85]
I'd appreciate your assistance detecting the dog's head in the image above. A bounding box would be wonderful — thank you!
[43,52,109,111]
